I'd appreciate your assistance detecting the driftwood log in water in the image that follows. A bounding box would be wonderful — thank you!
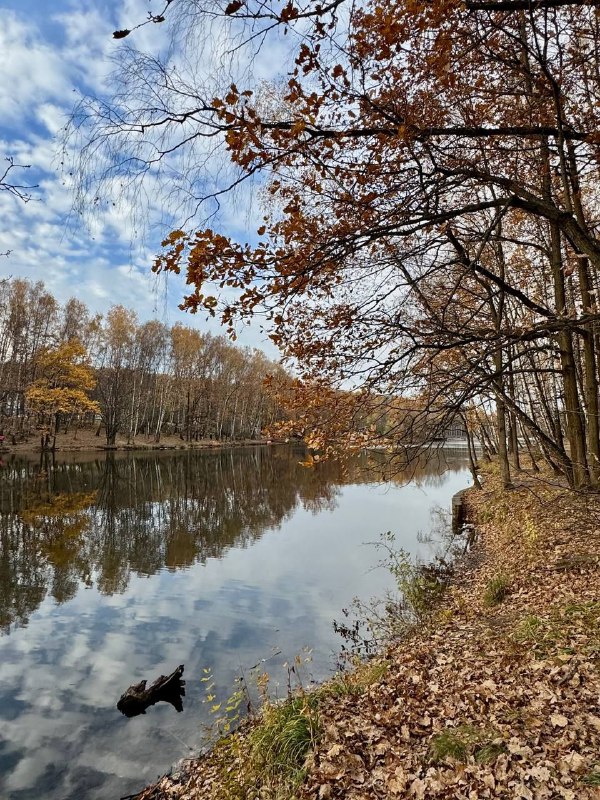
[117,664,185,717]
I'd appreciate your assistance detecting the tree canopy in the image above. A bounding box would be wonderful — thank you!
[67,0,600,488]
[25,340,99,430]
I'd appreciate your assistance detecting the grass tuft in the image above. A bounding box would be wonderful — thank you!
[483,573,511,607]
[208,690,323,800]
[428,725,506,764]
[511,603,600,658]
[583,771,600,787]
[428,725,503,765]
[249,693,321,791]
[326,660,390,698]
[474,740,508,764]
[428,729,469,763]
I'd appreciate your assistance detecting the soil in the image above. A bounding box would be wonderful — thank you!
[0,426,270,455]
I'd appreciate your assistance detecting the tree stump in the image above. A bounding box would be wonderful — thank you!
[117,665,185,717]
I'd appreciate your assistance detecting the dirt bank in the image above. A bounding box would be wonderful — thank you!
[126,464,600,800]
[0,427,272,456]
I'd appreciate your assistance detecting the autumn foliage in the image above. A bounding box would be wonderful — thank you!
[26,339,99,430]
[1,279,287,447]
[66,0,600,488]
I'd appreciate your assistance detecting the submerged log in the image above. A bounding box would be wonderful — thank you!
[117,664,185,717]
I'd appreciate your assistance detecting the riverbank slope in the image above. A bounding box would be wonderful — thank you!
[132,465,600,799]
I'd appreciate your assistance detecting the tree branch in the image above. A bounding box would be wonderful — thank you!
[0,158,37,203]
[466,0,600,10]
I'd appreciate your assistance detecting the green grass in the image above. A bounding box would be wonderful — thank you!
[428,725,503,765]
[325,660,390,698]
[483,573,511,607]
[474,741,508,764]
[249,693,321,791]
[513,614,543,641]
[203,655,393,799]
[512,603,600,658]
[582,770,600,787]
[207,690,323,800]
[428,729,470,763]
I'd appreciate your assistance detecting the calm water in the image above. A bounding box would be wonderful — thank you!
[0,445,470,799]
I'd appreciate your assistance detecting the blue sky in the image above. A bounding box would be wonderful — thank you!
[0,0,278,354]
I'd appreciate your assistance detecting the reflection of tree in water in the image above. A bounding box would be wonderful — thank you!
[0,446,467,632]
[22,490,98,604]
[363,447,469,490]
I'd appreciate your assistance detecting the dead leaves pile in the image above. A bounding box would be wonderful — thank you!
[134,469,600,800]
[301,627,600,798]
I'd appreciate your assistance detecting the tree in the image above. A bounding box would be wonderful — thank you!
[26,339,99,438]
[0,279,59,427]
[70,0,600,487]
[95,306,137,445]
[169,323,205,441]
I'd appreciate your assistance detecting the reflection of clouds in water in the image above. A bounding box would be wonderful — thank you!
[0,447,471,628]
[0,450,471,799]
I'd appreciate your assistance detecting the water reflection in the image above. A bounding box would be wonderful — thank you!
[0,446,464,634]
[0,445,470,800]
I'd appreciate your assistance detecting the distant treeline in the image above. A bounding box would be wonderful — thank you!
[0,278,288,445]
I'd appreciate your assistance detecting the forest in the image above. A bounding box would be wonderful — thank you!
[0,278,286,446]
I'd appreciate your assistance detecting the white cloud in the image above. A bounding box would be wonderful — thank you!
[0,0,283,355]
[36,102,69,136]
[0,13,70,126]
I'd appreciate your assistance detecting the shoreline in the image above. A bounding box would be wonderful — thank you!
[0,432,279,458]
[128,464,600,800]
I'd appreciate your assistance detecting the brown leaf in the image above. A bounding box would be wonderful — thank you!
[562,751,586,773]
[224,0,243,14]
[550,713,568,728]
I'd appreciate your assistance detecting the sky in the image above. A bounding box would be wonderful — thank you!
[0,0,280,356]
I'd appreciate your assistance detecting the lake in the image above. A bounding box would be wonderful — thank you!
[0,445,470,799]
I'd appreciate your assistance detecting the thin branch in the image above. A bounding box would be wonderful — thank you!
[0,158,37,203]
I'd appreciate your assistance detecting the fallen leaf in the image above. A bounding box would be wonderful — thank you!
[550,713,568,728]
